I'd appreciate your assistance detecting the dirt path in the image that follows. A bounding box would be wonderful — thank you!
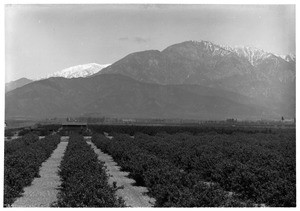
[4,136,20,141]
[12,137,68,207]
[86,138,155,207]
[104,132,113,139]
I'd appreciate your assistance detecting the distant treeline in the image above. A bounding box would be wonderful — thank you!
[7,123,294,138]
[88,124,291,136]
[5,124,61,137]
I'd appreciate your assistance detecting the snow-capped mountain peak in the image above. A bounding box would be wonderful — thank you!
[169,40,295,67]
[186,40,232,57]
[277,54,296,63]
[230,46,272,65]
[46,63,110,79]
[217,44,295,66]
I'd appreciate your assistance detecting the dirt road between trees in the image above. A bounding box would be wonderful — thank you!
[86,138,155,207]
[12,138,68,207]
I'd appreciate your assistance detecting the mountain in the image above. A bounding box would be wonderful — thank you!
[5,74,274,120]
[5,40,295,120]
[46,63,110,79]
[95,40,295,118]
[5,78,33,93]
[277,54,295,63]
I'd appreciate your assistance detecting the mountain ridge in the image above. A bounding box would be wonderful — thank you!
[5,40,295,120]
[5,78,33,93]
[95,40,295,118]
[5,73,275,120]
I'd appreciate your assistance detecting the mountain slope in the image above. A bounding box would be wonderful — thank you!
[95,40,295,118]
[5,74,274,120]
[5,78,33,93]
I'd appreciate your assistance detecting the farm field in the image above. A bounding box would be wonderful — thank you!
[4,126,148,207]
[4,133,61,206]
[90,125,296,207]
[54,134,124,207]
[3,124,296,207]
[12,140,68,207]
[4,4,296,208]
[87,139,155,207]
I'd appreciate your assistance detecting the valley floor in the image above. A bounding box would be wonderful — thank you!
[4,124,296,207]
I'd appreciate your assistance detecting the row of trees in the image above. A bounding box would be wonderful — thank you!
[130,132,296,206]
[89,124,277,136]
[5,133,40,154]
[92,129,295,207]
[91,134,251,207]
[15,124,61,136]
[54,134,125,207]
[4,134,61,206]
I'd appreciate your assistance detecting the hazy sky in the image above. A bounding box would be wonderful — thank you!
[5,4,295,82]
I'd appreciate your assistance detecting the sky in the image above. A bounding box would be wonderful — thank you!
[5,4,295,82]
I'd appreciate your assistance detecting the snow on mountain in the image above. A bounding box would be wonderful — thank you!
[196,40,295,66]
[230,46,276,66]
[277,54,296,63]
[46,63,110,79]
[188,40,287,65]
[190,40,232,57]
